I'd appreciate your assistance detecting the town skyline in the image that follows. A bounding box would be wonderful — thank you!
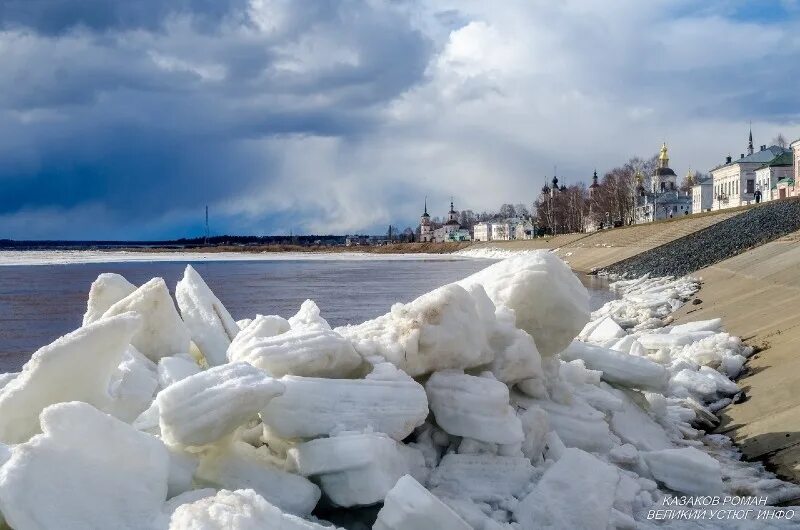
[1,1,799,239]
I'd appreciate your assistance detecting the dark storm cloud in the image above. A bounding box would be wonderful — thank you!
[0,0,433,238]
[0,0,248,34]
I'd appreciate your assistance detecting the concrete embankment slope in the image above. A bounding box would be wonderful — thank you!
[601,199,800,278]
[669,228,800,482]
[469,207,746,272]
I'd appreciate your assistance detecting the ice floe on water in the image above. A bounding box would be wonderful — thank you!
[0,252,798,529]
[0,250,469,266]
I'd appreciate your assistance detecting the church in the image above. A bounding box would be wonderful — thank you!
[633,144,692,224]
[418,199,470,242]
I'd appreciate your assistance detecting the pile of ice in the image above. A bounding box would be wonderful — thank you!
[0,253,798,530]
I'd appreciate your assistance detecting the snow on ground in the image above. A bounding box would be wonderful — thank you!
[454,247,543,260]
[0,251,797,529]
[0,250,470,266]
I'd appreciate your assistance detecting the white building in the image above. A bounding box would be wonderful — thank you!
[473,222,491,241]
[691,174,713,213]
[431,200,470,242]
[489,218,534,240]
[710,130,791,209]
[753,152,793,202]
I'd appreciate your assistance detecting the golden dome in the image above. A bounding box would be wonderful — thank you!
[659,142,669,162]
[635,169,644,183]
[685,168,695,186]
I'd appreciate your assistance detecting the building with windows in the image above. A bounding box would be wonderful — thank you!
[633,143,692,223]
[691,172,713,213]
[710,130,791,210]
[753,152,793,202]
[490,218,534,240]
[473,222,491,241]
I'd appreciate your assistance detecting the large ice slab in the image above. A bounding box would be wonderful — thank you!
[457,252,590,356]
[337,284,492,377]
[0,402,169,530]
[82,272,137,325]
[168,489,331,530]
[175,265,240,366]
[261,364,427,440]
[514,448,618,530]
[101,277,191,361]
[288,432,426,507]
[195,441,320,516]
[428,453,534,502]
[426,371,523,445]
[561,340,667,392]
[516,395,614,453]
[0,312,141,443]
[642,447,724,495]
[228,327,362,378]
[374,475,471,530]
[157,362,284,447]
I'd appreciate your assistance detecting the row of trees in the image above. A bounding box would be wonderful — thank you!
[533,154,706,234]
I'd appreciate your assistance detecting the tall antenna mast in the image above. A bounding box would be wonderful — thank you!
[204,205,209,246]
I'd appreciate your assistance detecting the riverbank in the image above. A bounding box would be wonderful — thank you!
[669,230,800,483]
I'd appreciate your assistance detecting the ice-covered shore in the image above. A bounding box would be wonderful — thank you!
[0,251,797,529]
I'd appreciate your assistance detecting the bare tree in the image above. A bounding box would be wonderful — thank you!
[772,134,787,148]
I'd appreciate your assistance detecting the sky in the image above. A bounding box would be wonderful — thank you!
[0,0,799,240]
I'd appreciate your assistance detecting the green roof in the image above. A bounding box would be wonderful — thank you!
[757,151,793,170]
[773,178,796,189]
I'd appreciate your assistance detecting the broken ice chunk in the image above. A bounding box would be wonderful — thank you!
[428,453,534,502]
[82,272,137,325]
[642,447,723,495]
[561,340,667,392]
[486,306,543,383]
[106,345,159,422]
[158,353,201,390]
[288,432,426,507]
[668,318,722,334]
[101,277,191,362]
[168,488,331,530]
[261,365,428,440]
[374,475,471,530]
[0,312,141,443]
[516,395,614,453]
[636,332,715,351]
[586,316,627,343]
[175,265,240,366]
[157,362,284,447]
[457,252,590,357]
[228,327,362,378]
[514,448,618,530]
[288,300,331,331]
[0,402,170,530]
[226,314,290,368]
[336,284,493,377]
[425,371,524,445]
[195,440,320,516]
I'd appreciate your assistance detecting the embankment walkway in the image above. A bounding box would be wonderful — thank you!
[470,207,746,272]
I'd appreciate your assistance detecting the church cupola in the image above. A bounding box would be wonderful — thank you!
[747,125,754,156]
[658,143,669,169]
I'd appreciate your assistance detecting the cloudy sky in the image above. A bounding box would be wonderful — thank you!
[1,0,799,239]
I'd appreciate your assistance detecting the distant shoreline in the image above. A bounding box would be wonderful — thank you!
[0,242,470,255]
